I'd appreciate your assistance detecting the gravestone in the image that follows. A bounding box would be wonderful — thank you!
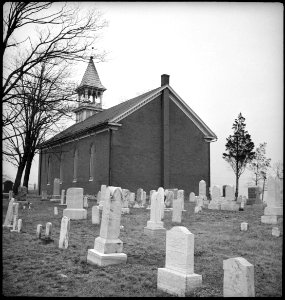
[223,257,255,297]
[157,187,165,220]
[261,176,283,224]
[221,185,239,211]
[172,196,182,223]
[178,190,185,211]
[3,198,15,228]
[199,180,206,196]
[240,222,248,231]
[157,226,202,296]
[54,206,58,215]
[144,191,166,237]
[168,188,178,199]
[45,222,52,239]
[87,188,127,266]
[208,185,222,210]
[147,190,156,209]
[99,185,108,209]
[83,196,88,208]
[36,224,43,239]
[96,190,101,204]
[136,188,143,205]
[129,192,136,208]
[41,190,48,201]
[121,189,130,214]
[165,191,174,208]
[142,191,147,207]
[10,203,19,232]
[59,216,70,249]
[16,186,27,201]
[272,227,281,237]
[4,180,13,193]
[247,186,262,205]
[8,190,13,200]
[92,206,100,224]
[17,219,22,233]
[225,185,235,201]
[59,189,66,206]
[63,188,87,220]
[189,192,196,203]
[194,205,202,214]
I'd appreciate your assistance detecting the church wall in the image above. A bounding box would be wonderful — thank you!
[40,130,110,196]
[169,98,211,196]
[110,95,162,192]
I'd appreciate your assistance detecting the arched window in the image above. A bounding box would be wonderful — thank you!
[47,155,51,185]
[73,147,78,182]
[89,144,95,181]
[59,152,64,184]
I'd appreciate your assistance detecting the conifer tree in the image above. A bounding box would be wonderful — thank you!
[223,113,255,199]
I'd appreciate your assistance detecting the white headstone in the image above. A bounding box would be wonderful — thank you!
[83,196,88,208]
[157,187,165,219]
[142,191,147,207]
[17,219,22,233]
[3,197,15,227]
[36,224,43,239]
[54,206,58,215]
[225,185,235,201]
[96,190,101,204]
[223,257,255,297]
[45,222,52,239]
[60,189,65,205]
[199,180,206,197]
[165,191,174,208]
[157,226,202,296]
[178,190,185,210]
[189,192,196,203]
[59,216,70,249]
[172,197,182,223]
[66,188,84,209]
[240,222,248,231]
[92,206,100,224]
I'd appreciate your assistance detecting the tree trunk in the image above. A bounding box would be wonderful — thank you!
[23,151,35,191]
[13,160,27,194]
[262,177,266,201]
[235,174,239,201]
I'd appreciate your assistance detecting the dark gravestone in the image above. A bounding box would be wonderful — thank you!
[247,186,261,205]
[3,180,13,193]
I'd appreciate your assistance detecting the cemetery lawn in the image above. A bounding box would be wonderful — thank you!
[2,196,282,297]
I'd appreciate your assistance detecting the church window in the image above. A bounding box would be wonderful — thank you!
[73,147,78,182]
[89,144,95,181]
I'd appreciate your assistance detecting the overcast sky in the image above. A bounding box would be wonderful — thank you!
[4,2,283,196]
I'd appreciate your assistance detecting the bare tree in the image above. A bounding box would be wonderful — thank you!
[3,62,76,194]
[3,2,108,127]
[271,161,283,180]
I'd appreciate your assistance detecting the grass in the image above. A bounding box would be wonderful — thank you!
[2,196,283,297]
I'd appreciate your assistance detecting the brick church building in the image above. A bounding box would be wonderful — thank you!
[38,57,217,196]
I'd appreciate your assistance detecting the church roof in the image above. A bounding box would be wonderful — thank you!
[76,57,106,91]
[40,85,217,148]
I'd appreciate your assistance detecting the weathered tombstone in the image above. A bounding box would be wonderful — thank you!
[168,188,178,199]
[157,187,165,219]
[223,257,255,297]
[92,205,100,224]
[136,188,143,205]
[54,206,58,215]
[96,190,101,204]
[3,198,15,228]
[10,203,19,232]
[147,190,156,209]
[142,191,147,207]
[50,178,61,202]
[157,226,202,296]
[165,191,174,208]
[172,197,182,223]
[59,216,70,249]
[194,205,202,214]
[8,190,13,200]
[261,176,283,224]
[4,180,13,193]
[221,185,239,211]
[17,219,22,233]
[99,185,108,209]
[225,185,235,201]
[59,189,66,206]
[237,195,243,203]
[240,222,248,231]
[189,192,196,203]
[144,191,166,237]
[41,190,48,201]
[83,196,88,208]
[195,195,204,208]
[121,189,130,214]
[199,180,206,198]
[36,224,43,239]
[129,192,135,208]
[16,186,27,201]
[63,187,87,220]
[247,186,261,205]
[87,188,127,266]
[272,227,281,237]
[178,190,185,211]
[208,185,222,210]
[45,222,52,239]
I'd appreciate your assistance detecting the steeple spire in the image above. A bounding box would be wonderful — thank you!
[74,56,106,123]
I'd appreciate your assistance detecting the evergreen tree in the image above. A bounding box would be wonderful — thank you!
[223,113,255,199]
